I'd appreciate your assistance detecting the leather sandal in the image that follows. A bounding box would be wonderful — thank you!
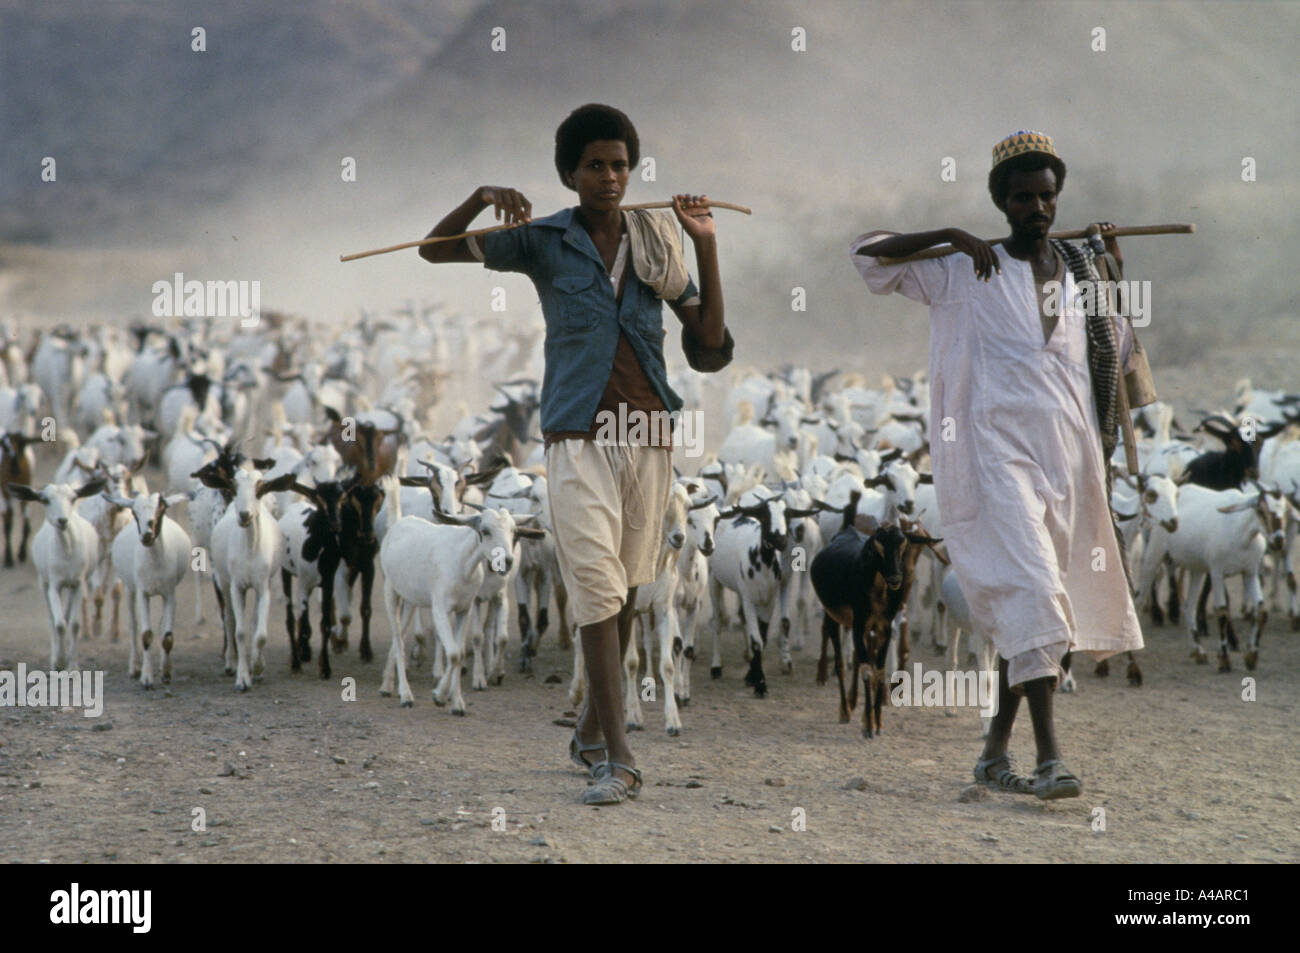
[1033,759,1082,800]
[582,761,642,805]
[569,730,606,778]
[974,754,1035,794]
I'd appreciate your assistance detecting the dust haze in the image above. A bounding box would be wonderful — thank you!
[4,0,1297,392]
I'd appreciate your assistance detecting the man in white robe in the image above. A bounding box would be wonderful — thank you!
[850,131,1144,799]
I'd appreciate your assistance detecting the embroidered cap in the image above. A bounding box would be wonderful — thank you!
[991,130,1058,170]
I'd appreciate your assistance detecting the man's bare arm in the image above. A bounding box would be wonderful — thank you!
[419,186,532,264]
[669,194,725,349]
[857,227,1002,281]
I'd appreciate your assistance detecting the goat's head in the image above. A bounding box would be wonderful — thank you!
[343,479,386,544]
[9,479,105,531]
[1218,482,1290,552]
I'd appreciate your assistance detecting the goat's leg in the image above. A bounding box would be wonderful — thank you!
[709,578,725,679]
[90,562,109,639]
[1184,571,1207,663]
[318,559,338,680]
[1211,571,1232,672]
[160,589,177,684]
[1243,571,1264,671]
[743,606,768,698]
[232,587,254,692]
[110,578,122,643]
[447,609,473,715]
[281,569,299,672]
[826,614,849,723]
[385,588,416,707]
[662,608,682,734]
[378,585,400,698]
[1165,561,1182,625]
[624,617,643,730]
[675,603,695,706]
[214,580,235,673]
[193,563,205,627]
[122,585,139,677]
[945,622,963,719]
[41,578,63,670]
[515,570,534,672]
[139,590,156,689]
[490,595,509,686]
[358,561,376,663]
[65,582,86,671]
[428,605,461,711]
[251,583,271,679]
[2,507,13,567]
[778,586,793,675]
[330,567,351,652]
[17,503,29,562]
[468,601,489,691]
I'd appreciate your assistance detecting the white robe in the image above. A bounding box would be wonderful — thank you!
[851,232,1143,663]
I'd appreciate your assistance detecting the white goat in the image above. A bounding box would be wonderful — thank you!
[108,491,192,687]
[7,478,104,669]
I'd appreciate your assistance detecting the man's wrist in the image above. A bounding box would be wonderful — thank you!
[690,234,718,253]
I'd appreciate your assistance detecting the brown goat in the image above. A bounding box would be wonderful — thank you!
[318,406,405,484]
[1,432,38,567]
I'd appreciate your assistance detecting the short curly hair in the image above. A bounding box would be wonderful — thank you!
[988,152,1067,209]
[554,104,640,189]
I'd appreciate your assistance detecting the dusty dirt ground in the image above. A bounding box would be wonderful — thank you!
[1,478,1297,866]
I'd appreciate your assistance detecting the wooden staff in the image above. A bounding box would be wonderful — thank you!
[339,200,754,262]
[874,223,1195,265]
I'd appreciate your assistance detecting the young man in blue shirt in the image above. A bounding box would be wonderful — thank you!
[421,103,732,804]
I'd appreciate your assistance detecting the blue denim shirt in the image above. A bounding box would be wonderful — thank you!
[482,207,726,434]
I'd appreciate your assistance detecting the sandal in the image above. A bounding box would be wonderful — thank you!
[583,761,642,805]
[974,754,1035,794]
[569,730,607,778]
[1033,759,1082,800]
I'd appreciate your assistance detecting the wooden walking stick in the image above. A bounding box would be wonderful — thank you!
[339,200,753,262]
[874,223,1194,265]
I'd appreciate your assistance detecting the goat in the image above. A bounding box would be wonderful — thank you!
[810,494,943,736]
[1181,413,1288,491]
[319,406,404,484]
[1140,483,1293,671]
[708,492,790,697]
[201,465,298,691]
[6,478,105,668]
[327,476,387,667]
[378,501,541,710]
[672,479,719,707]
[107,490,192,687]
[2,432,39,566]
[278,479,348,674]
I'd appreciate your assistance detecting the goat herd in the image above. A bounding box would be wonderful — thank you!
[2,312,1298,740]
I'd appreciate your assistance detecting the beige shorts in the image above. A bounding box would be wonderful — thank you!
[545,439,672,628]
[1007,641,1069,693]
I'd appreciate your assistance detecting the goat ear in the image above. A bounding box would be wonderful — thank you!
[1217,498,1257,514]
[323,406,342,424]
[256,473,298,497]
[194,469,232,491]
[6,482,43,503]
[398,475,425,487]
[75,478,107,499]
[251,457,277,470]
[163,492,189,507]
[916,472,933,484]
[1115,510,1139,521]
[516,526,547,540]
